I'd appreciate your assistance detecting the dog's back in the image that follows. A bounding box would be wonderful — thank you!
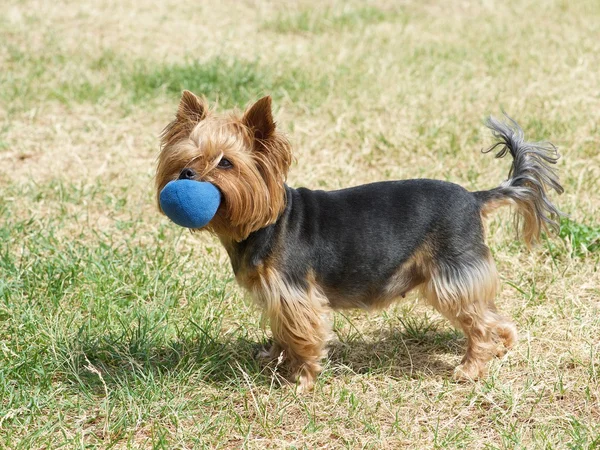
[272,180,485,309]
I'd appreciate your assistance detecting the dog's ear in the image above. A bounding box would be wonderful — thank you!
[160,91,207,150]
[177,90,207,124]
[242,96,275,140]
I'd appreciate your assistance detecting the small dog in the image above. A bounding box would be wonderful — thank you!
[156,91,563,391]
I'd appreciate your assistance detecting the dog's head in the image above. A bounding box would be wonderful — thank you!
[156,91,292,241]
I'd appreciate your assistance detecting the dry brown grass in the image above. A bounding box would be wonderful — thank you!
[1,0,599,448]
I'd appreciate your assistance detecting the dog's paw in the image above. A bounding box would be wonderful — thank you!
[292,372,316,393]
[453,362,485,382]
[255,341,284,364]
[288,362,321,393]
[494,344,508,358]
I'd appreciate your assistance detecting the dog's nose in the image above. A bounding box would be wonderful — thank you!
[179,168,197,180]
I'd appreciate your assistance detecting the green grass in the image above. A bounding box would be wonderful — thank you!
[1,0,600,447]
[557,218,600,258]
[0,197,260,447]
[126,58,325,108]
[1,48,325,112]
[1,46,111,108]
[263,5,402,34]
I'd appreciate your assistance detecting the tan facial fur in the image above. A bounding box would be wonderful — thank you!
[156,91,293,241]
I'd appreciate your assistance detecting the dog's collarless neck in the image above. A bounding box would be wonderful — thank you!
[224,185,294,280]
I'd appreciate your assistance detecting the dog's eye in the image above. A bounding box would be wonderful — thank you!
[218,158,233,169]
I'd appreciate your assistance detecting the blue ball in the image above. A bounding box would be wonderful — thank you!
[159,180,221,229]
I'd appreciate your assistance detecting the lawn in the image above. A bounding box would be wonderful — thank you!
[1,0,599,448]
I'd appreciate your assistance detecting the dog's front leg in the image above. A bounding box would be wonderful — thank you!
[259,275,332,392]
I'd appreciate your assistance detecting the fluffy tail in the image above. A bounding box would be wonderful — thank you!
[474,115,564,246]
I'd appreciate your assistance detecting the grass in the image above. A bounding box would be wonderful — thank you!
[1,48,325,112]
[262,5,402,34]
[556,218,600,258]
[1,0,600,448]
[126,58,327,108]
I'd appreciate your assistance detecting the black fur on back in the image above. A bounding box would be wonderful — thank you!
[232,180,488,308]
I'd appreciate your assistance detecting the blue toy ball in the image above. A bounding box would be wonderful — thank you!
[159,180,221,229]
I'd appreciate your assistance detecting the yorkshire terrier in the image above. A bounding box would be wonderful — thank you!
[156,91,563,391]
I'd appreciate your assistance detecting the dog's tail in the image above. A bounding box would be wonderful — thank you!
[474,115,564,246]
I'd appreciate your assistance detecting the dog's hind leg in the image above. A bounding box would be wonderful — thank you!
[421,251,517,381]
[487,299,518,357]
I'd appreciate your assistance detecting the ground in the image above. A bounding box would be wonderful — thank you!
[1,0,599,448]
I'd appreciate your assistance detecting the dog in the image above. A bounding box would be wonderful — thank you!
[155,91,563,391]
